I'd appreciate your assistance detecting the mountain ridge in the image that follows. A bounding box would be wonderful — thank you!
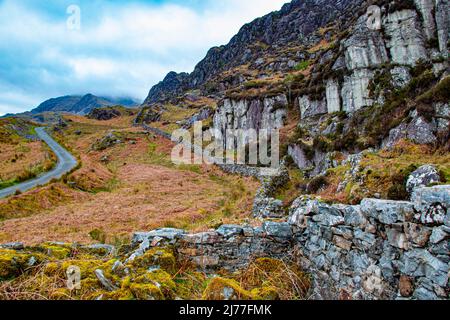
[29,94,140,115]
[143,0,365,105]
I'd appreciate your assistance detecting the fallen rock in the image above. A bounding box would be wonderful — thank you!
[95,269,119,292]
[91,131,123,151]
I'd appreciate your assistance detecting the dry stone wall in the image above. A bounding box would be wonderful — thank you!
[130,185,449,300]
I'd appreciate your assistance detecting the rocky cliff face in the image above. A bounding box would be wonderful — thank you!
[142,0,364,105]
[213,95,288,136]
[141,0,448,143]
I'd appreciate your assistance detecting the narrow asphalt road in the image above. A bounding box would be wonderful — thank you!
[0,127,78,199]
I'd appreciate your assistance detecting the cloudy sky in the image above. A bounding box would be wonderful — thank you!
[0,0,287,115]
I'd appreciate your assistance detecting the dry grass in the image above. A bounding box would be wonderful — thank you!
[0,141,54,182]
[237,258,311,300]
[318,140,450,204]
[0,115,259,245]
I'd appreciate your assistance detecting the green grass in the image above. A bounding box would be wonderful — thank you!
[294,60,310,71]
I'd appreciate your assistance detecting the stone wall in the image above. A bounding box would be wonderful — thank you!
[130,185,449,300]
[141,123,172,140]
[288,185,449,300]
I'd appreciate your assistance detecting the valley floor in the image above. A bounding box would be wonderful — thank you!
[0,115,258,244]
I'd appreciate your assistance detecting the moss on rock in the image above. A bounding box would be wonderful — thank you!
[203,277,256,300]
[39,244,72,260]
[129,247,177,274]
[0,249,33,280]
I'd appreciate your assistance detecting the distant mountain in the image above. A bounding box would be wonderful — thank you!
[29,94,140,115]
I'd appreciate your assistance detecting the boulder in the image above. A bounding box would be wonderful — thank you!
[87,108,121,121]
[406,165,441,194]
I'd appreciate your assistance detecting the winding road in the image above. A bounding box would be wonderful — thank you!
[0,127,78,199]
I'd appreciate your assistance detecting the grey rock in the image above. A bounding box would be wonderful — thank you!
[406,165,441,194]
[360,198,415,225]
[95,269,118,292]
[390,66,412,87]
[406,116,437,145]
[253,197,285,218]
[412,185,450,225]
[343,205,368,229]
[430,226,449,244]
[216,225,244,238]
[413,277,444,300]
[413,286,439,300]
[299,95,327,119]
[132,228,186,246]
[429,241,449,256]
[353,229,376,250]
[312,214,345,227]
[331,226,353,240]
[401,249,448,287]
[262,221,293,239]
[27,256,37,267]
[383,9,428,66]
[0,242,25,250]
[213,96,287,136]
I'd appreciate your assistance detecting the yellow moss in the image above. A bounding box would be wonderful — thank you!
[40,244,71,259]
[130,248,177,274]
[130,282,164,300]
[134,269,176,299]
[43,262,60,276]
[202,277,255,300]
[173,270,208,300]
[251,286,279,300]
[0,249,32,280]
[101,289,135,301]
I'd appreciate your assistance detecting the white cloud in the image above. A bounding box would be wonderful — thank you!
[0,0,288,115]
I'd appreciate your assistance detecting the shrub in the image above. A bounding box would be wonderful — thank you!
[387,165,418,200]
[307,175,328,193]
[89,228,107,244]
